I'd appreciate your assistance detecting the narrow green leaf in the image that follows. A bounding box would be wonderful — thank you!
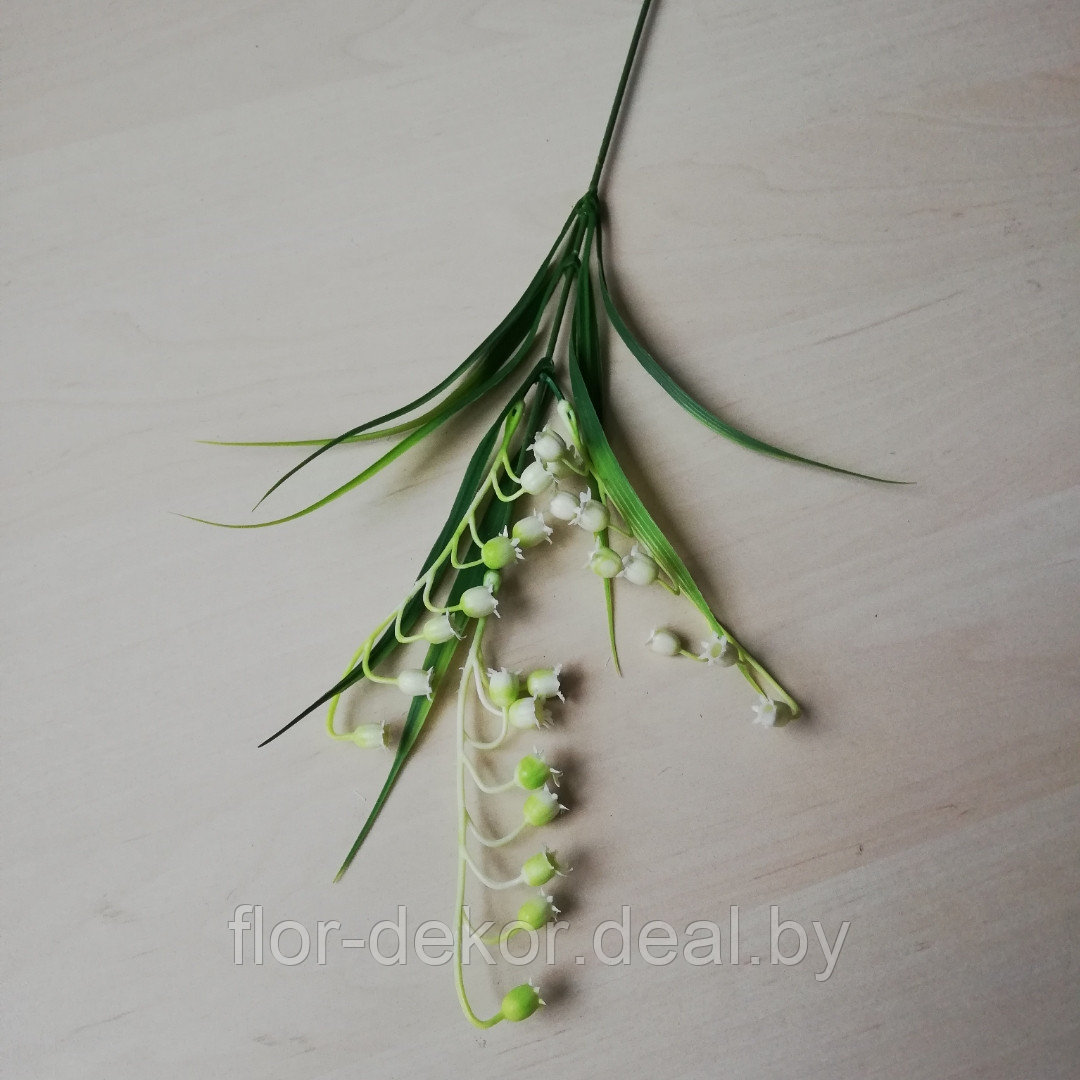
[182,269,568,530]
[568,349,797,711]
[594,218,906,484]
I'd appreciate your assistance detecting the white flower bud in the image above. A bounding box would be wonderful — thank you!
[647,627,682,657]
[700,631,738,666]
[350,722,388,749]
[588,545,622,579]
[520,460,554,495]
[621,545,659,586]
[548,490,580,521]
[573,497,610,533]
[487,668,521,709]
[508,695,552,730]
[529,427,566,463]
[526,665,563,701]
[421,613,459,644]
[512,511,552,548]
[460,584,498,619]
[752,698,795,727]
[397,668,433,698]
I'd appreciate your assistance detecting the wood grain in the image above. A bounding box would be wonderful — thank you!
[3,2,1078,1077]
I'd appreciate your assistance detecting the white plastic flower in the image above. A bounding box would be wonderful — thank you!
[526,665,563,701]
[350,721,388,749]
[460,584,499,618]
[529,427,566,463]
[512,511,553,548]
[421,613,460,644]
[487,668,521,709]
[620,544,659,586]
[699,631,738,666]
[548,490,581,521]
[519,459,555,495]
[508,695,552,730]
[752,697,795,727]
[571,489,610,533]
[646,627,681,656]
[588,545,622,579]
[397,668,433,699]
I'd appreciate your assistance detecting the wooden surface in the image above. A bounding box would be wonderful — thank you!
[3,2,1078,1077]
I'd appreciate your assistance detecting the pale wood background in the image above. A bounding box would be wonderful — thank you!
[3,2,1078,1077]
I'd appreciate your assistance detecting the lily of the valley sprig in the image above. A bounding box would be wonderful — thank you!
[190,0,900,1027]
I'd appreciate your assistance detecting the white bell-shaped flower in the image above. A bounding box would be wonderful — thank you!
[700,631,738,666]
[620,543,659,586]
[752,697,795,727]
[508,695,552,730]
[519,460,555,495]
[529,427,566,463]
[548,490,580,521]
[647,627,682,657]
[460,584,499,619]
[588,545,622,579]
[421,613,460,644]
[397,667,433,698]
[512,511,552,548]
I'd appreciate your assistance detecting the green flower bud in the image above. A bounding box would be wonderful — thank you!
[460,584,498,619]
[588,545,622,579]
[526,665,563,701]
[522,848,566,887]
[514,752,555,790]
[487,668,521,709]
[483,569,502,592]
[349,722,387,749]
[481,530,521,570]
[500,982,543,1022]
[515,892,560,931]
[523,785,564,827]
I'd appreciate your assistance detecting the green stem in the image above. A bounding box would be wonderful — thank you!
[588,0,655,194]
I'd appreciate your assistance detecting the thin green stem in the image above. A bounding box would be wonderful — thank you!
[588,0,655,195]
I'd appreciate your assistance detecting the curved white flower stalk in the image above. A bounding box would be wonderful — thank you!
[454,615,569,1028]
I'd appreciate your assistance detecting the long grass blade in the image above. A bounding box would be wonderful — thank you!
[594,218,905,484]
